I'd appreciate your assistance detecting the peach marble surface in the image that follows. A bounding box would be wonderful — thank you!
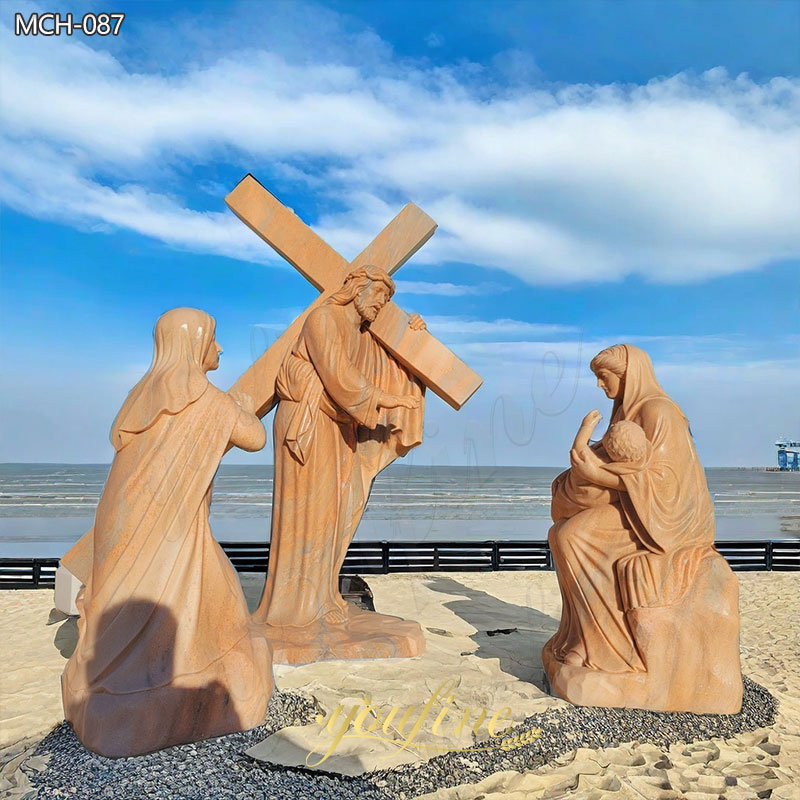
[61,308,274,757]
[252,268,429,664]
[225,174,481,415]
[545,344,742,714]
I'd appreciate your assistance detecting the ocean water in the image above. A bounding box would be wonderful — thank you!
[0,463,797,558]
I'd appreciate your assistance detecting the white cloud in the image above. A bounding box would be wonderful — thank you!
[0,137,274,264]
[251,307,308,331]
[0,10,798,284]
[393,280,508,296]
[425,316,579,339]
[452,333,800,372]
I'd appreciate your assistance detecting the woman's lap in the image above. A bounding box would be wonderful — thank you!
[548,502,644,672]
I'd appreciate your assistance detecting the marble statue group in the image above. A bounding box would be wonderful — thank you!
[57,176,742,758]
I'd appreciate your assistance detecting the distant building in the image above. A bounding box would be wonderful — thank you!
[775,439,800,471]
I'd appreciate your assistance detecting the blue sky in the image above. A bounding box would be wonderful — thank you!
[1,0,798,466]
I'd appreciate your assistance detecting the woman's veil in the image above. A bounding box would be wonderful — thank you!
[110,308,215,450]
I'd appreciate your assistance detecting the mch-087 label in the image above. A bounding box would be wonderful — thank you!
[15,12,125,36]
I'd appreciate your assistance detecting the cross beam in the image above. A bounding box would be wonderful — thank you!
[227,175,482,415]
[59,179,482,586]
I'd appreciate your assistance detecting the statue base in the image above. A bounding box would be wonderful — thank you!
[256,605,426,665]
[543,553,743,714]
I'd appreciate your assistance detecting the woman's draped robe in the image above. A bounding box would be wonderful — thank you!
[547,346,716,674]
[62,387,273,757]
[254,302,424,628]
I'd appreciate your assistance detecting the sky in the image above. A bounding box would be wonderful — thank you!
[1,0,798,467]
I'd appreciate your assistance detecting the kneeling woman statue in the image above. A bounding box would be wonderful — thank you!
[62,308,273,757]
[543,344,742,714]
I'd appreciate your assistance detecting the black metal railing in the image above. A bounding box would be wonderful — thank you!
[221,539,798,574]
[1,539,797,589]
[0,558,60,589]
[220,540,555,574]
[715,539,800,571]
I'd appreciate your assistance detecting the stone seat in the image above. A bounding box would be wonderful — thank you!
[543,550,742,714]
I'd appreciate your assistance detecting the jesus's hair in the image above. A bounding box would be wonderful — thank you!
[330,265,395,305]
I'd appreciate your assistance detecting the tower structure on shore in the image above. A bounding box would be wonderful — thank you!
[775,439,800,471]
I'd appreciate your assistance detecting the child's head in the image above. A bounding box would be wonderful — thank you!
[604,420,647,462]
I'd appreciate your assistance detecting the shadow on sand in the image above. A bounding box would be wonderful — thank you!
[423,576,559,691]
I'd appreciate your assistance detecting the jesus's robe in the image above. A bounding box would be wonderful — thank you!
[253,301,424,628]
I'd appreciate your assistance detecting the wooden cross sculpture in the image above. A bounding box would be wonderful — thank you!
[226,174,482,417]
[58,175,482,592]
[229,175,483,662]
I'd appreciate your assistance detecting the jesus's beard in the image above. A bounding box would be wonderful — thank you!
[354,294,380,323]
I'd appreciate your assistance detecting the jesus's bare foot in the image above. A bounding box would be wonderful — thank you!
[322,607,348,625]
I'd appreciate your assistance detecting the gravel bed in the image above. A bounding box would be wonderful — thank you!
[23,691,383,800]
[11,677,776,800]
[368,675,777,799]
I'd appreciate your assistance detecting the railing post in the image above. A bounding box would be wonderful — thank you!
[766,540,773,571]
[433,544,439,570]
[32,560,41,588]
[381,541,389,574]
[491,541,499,571]
[546,544,554,571]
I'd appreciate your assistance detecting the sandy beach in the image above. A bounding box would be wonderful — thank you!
[1,571,798,799]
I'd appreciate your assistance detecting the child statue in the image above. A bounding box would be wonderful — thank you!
[551,409,649,523]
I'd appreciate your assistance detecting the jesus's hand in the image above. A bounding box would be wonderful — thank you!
[378,392,421,410]
[408,313,426,331]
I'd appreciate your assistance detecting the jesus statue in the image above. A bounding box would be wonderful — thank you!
[252,265,428,663]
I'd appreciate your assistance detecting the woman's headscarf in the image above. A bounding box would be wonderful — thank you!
[592,343,710,571]
[110,308,215,451]
[591,344,678,425]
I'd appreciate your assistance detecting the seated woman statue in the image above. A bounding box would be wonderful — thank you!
[62,308,273,757]
[543,344,742,714]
